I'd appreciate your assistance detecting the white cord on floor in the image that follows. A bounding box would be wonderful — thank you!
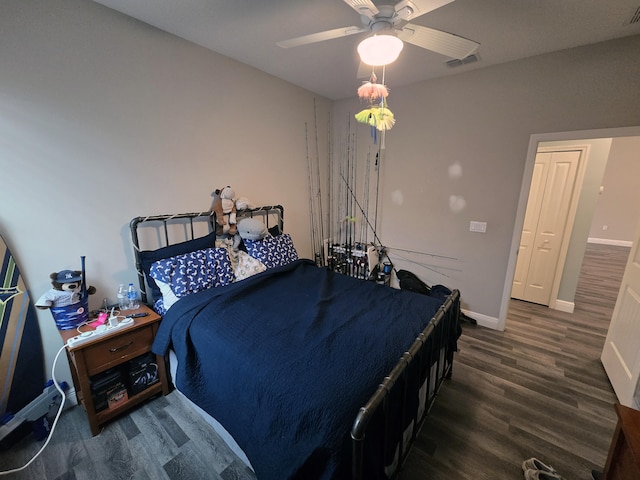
[0,344,68,476]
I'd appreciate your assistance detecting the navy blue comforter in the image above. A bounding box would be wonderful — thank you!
[152,259,444,480]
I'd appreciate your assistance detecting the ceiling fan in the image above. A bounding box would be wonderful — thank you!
[277,0,480,65]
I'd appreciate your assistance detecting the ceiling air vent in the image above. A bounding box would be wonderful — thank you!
[629,6,640,24]
[446,54,479,68]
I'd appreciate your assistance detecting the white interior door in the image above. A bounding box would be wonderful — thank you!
[601,218,640,408]
[512,150,581,305]
[512,157,549,299]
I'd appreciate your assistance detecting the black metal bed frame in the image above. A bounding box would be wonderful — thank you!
[351,288,460,479]
[128,205,460,480]
[129,205,283,304]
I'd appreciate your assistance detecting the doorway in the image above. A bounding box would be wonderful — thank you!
[499,126,640,331]
[511,146,586,306]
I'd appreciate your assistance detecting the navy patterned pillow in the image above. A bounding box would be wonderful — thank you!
[149,247,233,300]
[243,234,298,269]
[139,231,216,301]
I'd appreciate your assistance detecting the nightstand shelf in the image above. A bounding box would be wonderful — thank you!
[59,304,169,435]
[94,381,164,426]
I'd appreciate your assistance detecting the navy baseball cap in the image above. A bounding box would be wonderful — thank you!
[56,270,82,283]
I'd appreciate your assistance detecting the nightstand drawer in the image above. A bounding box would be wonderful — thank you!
[84,326,154,375]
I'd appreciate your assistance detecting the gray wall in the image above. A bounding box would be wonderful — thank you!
[1,0,330,387]
[588,136,640,244]
[333,34,640,328]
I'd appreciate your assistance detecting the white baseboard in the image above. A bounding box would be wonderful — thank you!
[552,299,575,313]
[588,237,633,247]
[461,308,500,330]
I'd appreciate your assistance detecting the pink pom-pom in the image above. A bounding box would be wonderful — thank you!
[357,82,388,100]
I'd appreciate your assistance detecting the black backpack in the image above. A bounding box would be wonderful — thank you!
[430,284,452,301]
[396,269,431,296]
[396,270,475,327]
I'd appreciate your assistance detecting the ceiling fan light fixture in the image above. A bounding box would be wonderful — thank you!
[357,34,404,66]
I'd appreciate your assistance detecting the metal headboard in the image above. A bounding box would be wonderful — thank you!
[129,205,284,304]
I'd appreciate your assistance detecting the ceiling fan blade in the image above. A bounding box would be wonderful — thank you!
[277,25,366,48]
[399,23,479,59]
[394,0,455,22]
[343,0,379,20]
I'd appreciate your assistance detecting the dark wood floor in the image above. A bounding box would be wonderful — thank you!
[400,243,630,480]
[0,387,254,480]
[0,243,629,480]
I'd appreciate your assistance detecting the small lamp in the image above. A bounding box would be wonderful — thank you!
[357,33,404,66]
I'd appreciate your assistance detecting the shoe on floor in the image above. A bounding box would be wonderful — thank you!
[522,458,558,474]
[523,468,564,480]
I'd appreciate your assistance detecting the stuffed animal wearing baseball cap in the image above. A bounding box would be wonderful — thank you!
[35,270,96,309]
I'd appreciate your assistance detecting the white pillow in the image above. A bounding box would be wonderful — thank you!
[234,251,267,281]
[154,279,180,311]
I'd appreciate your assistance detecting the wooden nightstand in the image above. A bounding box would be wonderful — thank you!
[59,304,169,435]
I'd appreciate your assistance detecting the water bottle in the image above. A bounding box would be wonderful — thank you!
[127,283,139,310]
[117,284,128,310]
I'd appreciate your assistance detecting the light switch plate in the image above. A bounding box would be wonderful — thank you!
[470,221,487,233]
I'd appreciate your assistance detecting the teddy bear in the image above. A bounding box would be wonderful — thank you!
[210,186,237,235]
[35,270,96,309]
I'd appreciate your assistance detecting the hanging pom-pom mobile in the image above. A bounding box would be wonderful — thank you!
[355,70,395,133]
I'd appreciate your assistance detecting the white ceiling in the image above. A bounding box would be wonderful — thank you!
[92,0,640,100]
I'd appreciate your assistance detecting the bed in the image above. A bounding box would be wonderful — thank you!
[129,206,460,480]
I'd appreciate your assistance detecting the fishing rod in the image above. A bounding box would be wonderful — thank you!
[304,122,319,264]
[313,98,325,265]
[347,120,352,250]
[326,111,333,266]
[339,170,385,251]
[345,116,352,247]
[352,129,358,245]
[373,150,381,245]
[388,246,459,261]
[386,250,460,278]
[347,129,352,253]
[361,149,371,246]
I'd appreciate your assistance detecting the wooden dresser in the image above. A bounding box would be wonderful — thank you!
[598,403,640,480]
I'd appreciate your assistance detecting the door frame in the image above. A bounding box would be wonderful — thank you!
[498,126,640,331]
